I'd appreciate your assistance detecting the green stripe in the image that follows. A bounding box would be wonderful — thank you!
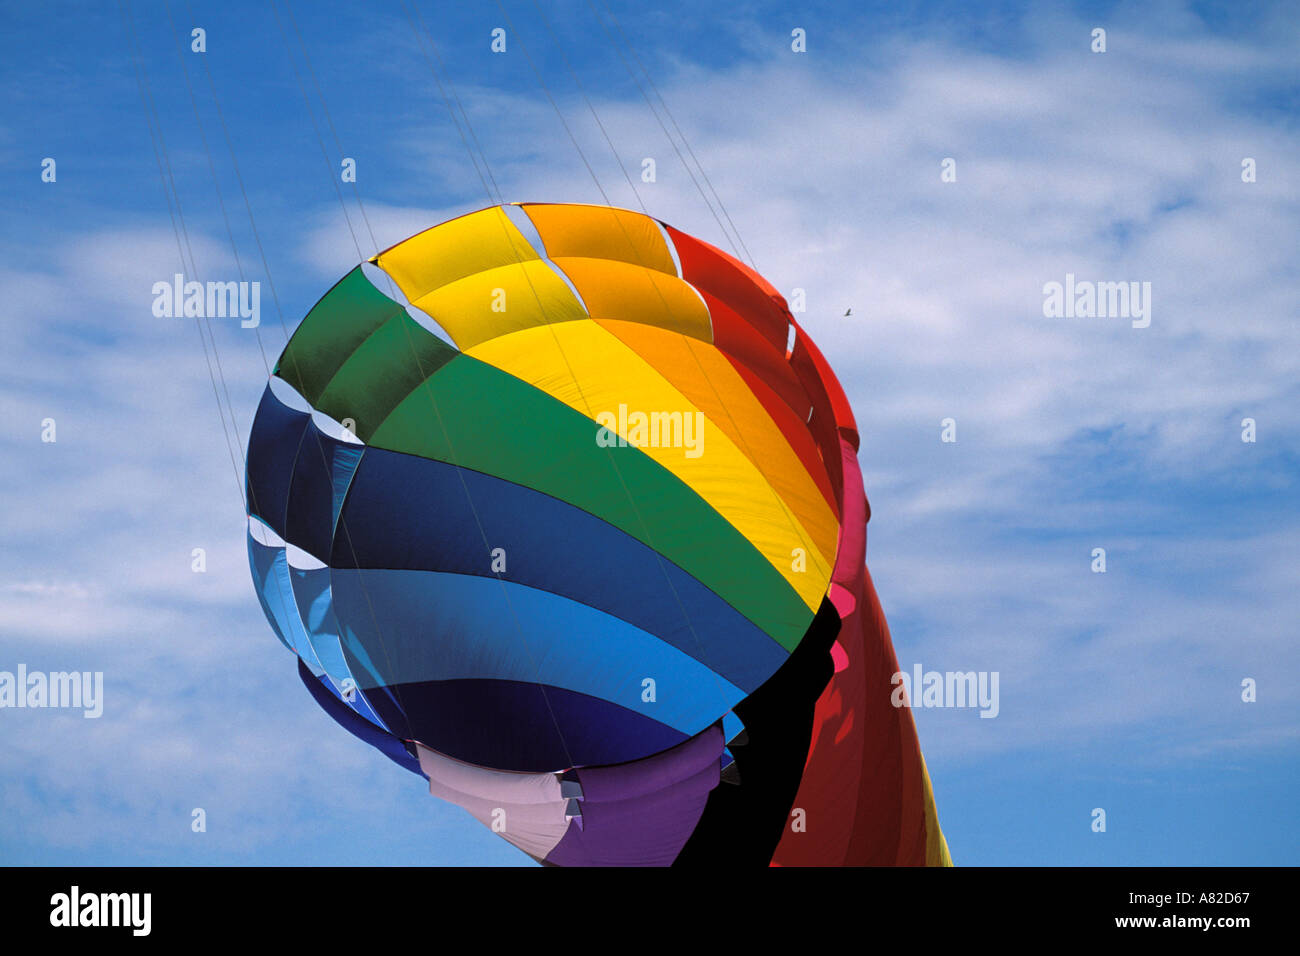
[368,354,813,650]
[274,267,410,405]
[312,312,457,439]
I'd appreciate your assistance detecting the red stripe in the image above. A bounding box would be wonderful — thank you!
[663,224,790,352]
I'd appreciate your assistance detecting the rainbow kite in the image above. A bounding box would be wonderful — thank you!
[245,202,951,866]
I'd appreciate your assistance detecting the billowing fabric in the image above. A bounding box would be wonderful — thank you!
[247,202,949,866]
[412,724,724,866]
[415,742,570,862]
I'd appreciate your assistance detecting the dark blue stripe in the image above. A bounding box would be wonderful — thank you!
[332,444,787,692]
[245,384,310,537]
[362,677,689,772]
[285,422,346,562]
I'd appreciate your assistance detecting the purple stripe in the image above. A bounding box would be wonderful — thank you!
[543,724,724,866]
[574,723,724,803]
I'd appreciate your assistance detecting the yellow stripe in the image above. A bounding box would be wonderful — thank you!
[408,260,587,351]
[523,203,677,276]
[552,257,711,342]
[598,319,839,571]
[374,206,538,302]
[467,321,833,611]
[920,753,953,866]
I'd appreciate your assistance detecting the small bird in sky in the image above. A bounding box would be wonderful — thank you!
[843,308,852,316]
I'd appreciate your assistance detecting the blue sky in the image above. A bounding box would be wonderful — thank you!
[1,0,1296,866]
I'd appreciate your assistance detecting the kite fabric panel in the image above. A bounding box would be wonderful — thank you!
[245,201,950,866]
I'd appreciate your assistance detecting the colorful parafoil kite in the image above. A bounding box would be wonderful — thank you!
[245,202,951,866]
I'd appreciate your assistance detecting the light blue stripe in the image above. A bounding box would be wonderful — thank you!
[329,568,746,739]
[329,443,364,535]
[248,536,299,656]
[288,564,391,731]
